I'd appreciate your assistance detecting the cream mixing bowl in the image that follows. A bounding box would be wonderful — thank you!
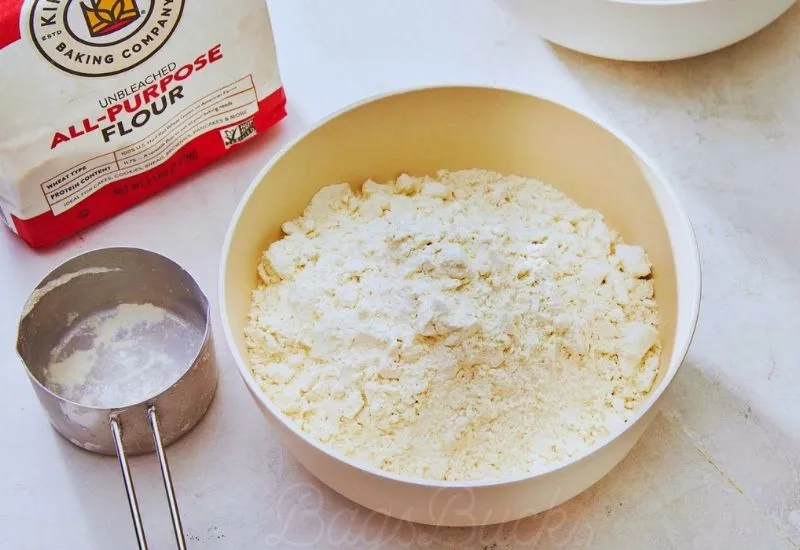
[495,0,796,61]
[220,86,701,526]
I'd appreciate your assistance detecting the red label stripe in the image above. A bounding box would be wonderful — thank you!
[0,0,23,49]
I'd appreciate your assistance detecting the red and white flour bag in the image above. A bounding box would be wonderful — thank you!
[0,0,286,247]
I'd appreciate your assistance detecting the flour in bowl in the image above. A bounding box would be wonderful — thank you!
[244,169,660,481]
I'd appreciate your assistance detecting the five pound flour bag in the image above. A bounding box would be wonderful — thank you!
[0,0,286,247]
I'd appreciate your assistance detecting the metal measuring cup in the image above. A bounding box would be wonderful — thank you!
[16,248,217,549]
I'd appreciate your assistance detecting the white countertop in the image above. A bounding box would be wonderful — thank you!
[3,1,800,548]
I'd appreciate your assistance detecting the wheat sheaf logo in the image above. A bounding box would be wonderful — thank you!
[81,0,142,37]
[27,0,184,77]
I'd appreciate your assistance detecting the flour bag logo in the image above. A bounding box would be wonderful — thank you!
[81,0,142,37]
[27,0,184,76]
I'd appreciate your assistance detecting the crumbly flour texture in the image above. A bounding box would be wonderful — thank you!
[245,169,660,481]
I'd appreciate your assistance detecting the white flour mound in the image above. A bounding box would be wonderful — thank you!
[245,169,660,481]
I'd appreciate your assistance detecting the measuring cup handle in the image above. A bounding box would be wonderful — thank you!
[110,409,188,550]
[148,406,188,550]
[110,417,149,550]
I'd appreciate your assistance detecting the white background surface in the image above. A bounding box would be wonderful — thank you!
[2,1,800,548]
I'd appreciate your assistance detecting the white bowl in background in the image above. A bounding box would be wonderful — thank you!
[495,0,796,61]
[220,86,701,526]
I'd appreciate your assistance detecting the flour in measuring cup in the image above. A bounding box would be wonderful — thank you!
[44,303,203,408]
